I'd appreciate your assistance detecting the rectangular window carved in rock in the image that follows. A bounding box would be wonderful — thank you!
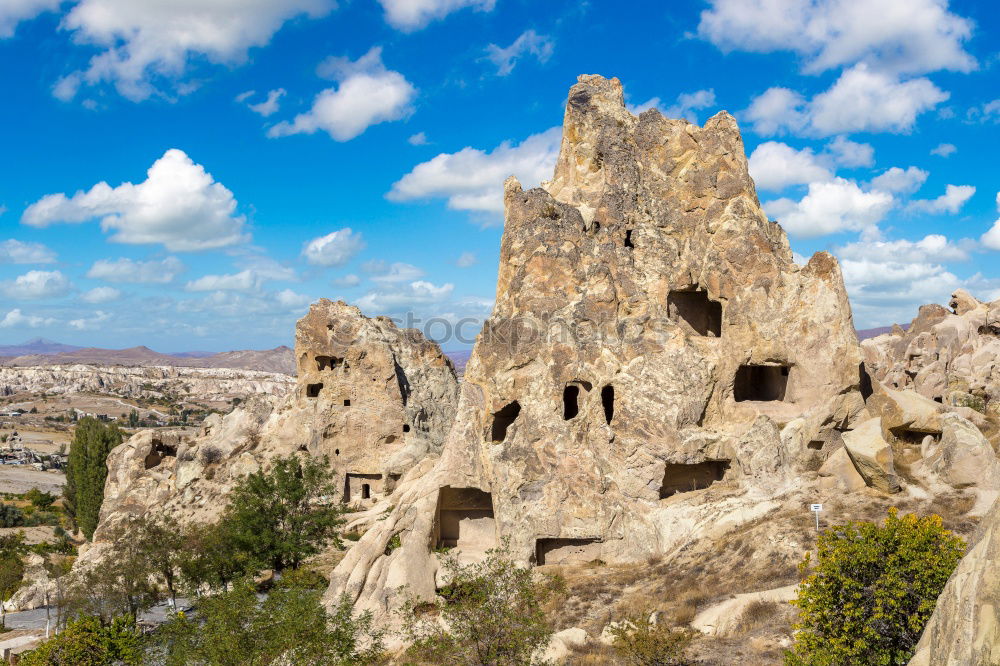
[535,538,602,565]
[734,364,790,402]
[435,487,496,553]
[659,460,730,498]
[306,383,323,398]
[344,473,383,503]
[668,289,722,337]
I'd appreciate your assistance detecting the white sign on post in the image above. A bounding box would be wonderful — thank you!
[810,503,823,531]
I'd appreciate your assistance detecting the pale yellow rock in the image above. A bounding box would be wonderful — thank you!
[842,418,900,493]
[818,447,868,493]
[691,584,797,637]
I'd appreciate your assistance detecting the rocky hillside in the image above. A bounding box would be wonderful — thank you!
[0,364,294,403]
[0,344,294,374]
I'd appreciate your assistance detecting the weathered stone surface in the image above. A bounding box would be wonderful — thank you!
[691,584,797,637]
[327,75,865,620]
[909,498,1000,666]
[74,301,459,573]
[921,412,1000,514]
[841,418,900,493]
[541,627,588,662]
[866,386,943,442]
[818,447,867,493]
[863,291,1000,425]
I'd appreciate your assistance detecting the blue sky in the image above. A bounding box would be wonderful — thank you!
[0,0,998,352]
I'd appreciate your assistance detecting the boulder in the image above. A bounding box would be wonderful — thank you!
[541,627,588,662]
[867,387,943,442]
[842,418,901,493]
[909,498,1000,666]
[818,447,867,493]
[923,412,1000,514]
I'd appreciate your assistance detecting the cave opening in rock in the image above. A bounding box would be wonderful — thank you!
[491,401,521,442]
[343,399,351,407]
[668,288,722,337]
[625,229,634,249]
[403,424,410,433]
[890,427,941,446]
[659,460,730,498]
[143,440,177,470]
[306,383,323,398]
[807,441,824,450]
[859,362,874,401]
[315,356,343,371]
[344,473,383,503]
[535,538,602,565]
[601,385,614,424]
[435,487,496,553]
[734,364,790,402]
[563,385,580,420]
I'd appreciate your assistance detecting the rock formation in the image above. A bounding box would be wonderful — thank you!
[0,364,294,403]
[863,289,1000,430]
[328,75,866,618]
[74,300,458,565]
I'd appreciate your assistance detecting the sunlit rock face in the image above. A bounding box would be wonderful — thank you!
[327,74,865,618]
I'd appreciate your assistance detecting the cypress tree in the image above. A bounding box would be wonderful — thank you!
[64,417,124,540]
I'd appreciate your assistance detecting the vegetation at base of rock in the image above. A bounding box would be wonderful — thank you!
[17,615,142,666]
[219,454,344,572]
[401,542,564,666]
[786,509,965,665]
[64,417,124,540]
[0,552,24,628]
[609,615,694,665]
[151,582,384,665]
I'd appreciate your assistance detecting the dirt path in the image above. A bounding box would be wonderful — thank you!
[0,466,65,494]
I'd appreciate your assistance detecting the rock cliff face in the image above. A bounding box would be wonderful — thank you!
[328,75,865,616]
[78,300,459,557]
[863,289,1000,425]
[0,364,294,403]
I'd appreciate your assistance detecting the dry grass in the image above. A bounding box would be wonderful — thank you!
[733,600,783,635]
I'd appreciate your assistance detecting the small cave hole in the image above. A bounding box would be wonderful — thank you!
[668,288,722,337]
[334,449,340,456]
[403,424,411,433]
[316,356,343,371]
[734,364,790,402]
[143,440,177,470]
[343,399,351,407]
[624,229,634,249]
[344,473,382,502]
[601,385,614,424]
[934,396,943,404]
[807,441,824,451]
[491,401,521,442]
[859,362,874,401]
[362,484,371,500]
[659,461,730,498]
[563,385,581,420]
[298,445,308,452]
[306,383,323,398]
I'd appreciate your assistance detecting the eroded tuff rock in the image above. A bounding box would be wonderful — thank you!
[909,497,1000,666]
[74,301,458,570]
[328,75,866,618]
[863,289,1000,429]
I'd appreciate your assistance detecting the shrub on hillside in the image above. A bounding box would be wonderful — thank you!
[786,509,965,665]
[609,615,694,666]
[18,615,142,666]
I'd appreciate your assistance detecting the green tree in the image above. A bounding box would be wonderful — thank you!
[25,488,56,509]
[176,521,258,594]
[402,542,563,666]
[109,515,184,608]
[64,417,123,540]
[154,580,384,665]
[222,455,344,572]
[787,509,965,666]
[18,615,142,666]
[67,535,160,624]
[127,409,139,428]
[0,553,24,628]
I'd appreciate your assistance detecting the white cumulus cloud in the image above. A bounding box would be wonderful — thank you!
[56,0,335,101]
[486,30,554,76]
[377,0,495,31]
[184,270,264,292]
[1,270,72,299]
[748,136,874,191]
[746,65,948,137]
[698,0,976,76]
[22,149,248,251]
[0,239,56,264]
[269,47,415,142]
[908,184,975,214]
[86,256,185,284]
[0,0,58,38]
[388,126,561,217]
[868,166,929,195]
[979,193,1000,251]
[764,178,893,237]
[241,88,286,117]
[0,308,56,329]
[364,261,425,284]
[931,142,957,157]
[629,89,717,124]
[302,228,366,267]
[81,286,122,303]
[69,310,111,331]
[356,280,454,313]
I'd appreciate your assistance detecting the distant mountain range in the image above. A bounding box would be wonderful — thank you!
[0,338,295,374]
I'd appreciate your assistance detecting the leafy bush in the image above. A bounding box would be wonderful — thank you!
[153,581,384,665]
[18,615,142,666]
[25,488,56,509]
[786,509,965,665]
[402,542,563,666]
[0,503,24,528]
[610,615,694,666]
[274,567,330,591]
